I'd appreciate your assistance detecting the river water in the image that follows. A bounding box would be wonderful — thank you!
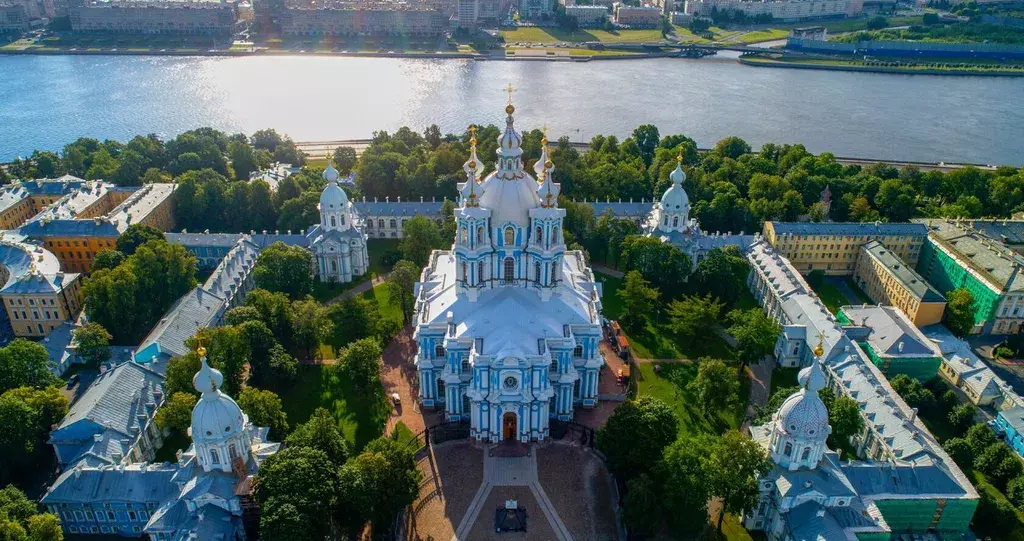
[1,54,1022,165]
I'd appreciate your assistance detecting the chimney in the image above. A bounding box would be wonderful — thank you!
[910,407,918,422]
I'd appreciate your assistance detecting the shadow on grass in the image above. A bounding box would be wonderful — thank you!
[638,362,747,437]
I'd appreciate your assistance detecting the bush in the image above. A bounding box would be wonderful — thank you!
[943,437,972,469]
[866,15,890,30]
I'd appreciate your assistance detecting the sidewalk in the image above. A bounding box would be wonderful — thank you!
[325,273,387,305]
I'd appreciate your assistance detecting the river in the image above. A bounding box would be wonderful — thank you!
[1,54,1022,165]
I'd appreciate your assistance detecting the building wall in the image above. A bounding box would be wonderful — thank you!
[852,247,946,326]
[995,412,1024,456]
[365,214,444,238]
[0,198,35,229]
[917,239,1004,334]
[762,223,924,277]
[70,2,237,35]
[3,277,83,338]
[278,7,447,36]
[685,0,858,20]
[873,498,977,535]
[50,501,158,538]
[40,236,118,273]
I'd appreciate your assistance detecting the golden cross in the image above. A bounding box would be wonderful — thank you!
[468,125,477,145]
[504,83,516,104]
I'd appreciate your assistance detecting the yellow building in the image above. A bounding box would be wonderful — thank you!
[762,221,929,276]
[0,236,84,338]
[17,184,176,273]
[854,240,946,326]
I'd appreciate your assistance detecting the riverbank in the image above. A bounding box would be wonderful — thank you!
[739,54,1024,77]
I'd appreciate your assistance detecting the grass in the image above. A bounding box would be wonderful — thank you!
[727,28,789,44]
[311,273,370,303]
[277,363,390,451]
[391,420,421,449]
[367,238,401,277]
[154,430,190,463]
[743,54,1024,73]
[806,275,861,315]
[362,281,403,326]
[770,366,800,395]
[501,26,665,44]
[638,362,748,439]
[971,469,1024,541]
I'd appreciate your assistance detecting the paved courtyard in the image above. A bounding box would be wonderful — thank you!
[408,441,621,541]
[382,327,442,436]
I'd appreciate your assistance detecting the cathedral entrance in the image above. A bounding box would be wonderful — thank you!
[502,412,517,441]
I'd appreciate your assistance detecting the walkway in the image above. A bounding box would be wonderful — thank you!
[324,273,387,305]
[453,444,574,541]
[591,264,624,279]
[742,355,774,431]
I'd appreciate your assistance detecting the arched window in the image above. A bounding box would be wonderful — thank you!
[330,261,337,273]
[535,261,541,282]
[672,216,679,227]
[210,449,220,465]
[536,226,543,244]
[504,227,515,245]
[378,218,385,228]
[390,219,397,229]
[330,216,337,227]
[477,226,484,244]
[663,216,668,226]
[551,261,558,283]
[461,262,467,283]
[801,447,811,461]
[478,261,485,283]
[504,257,515,283]
[783,442,792,457]
[435,344,445,358]
[229,444,238,459]
[552,226,560,244]
[341,215,345,226]
[460,227,468,245]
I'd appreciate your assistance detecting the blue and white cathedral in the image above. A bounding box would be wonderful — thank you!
[413,100,605,442]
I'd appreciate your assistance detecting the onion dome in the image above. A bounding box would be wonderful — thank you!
[660,155,690,212]
[190,355,247,444]
[460,127,483,208]
[797,355,827,393]
[536,135,559,208]
[496,99,524,162]
[776,386,829,441]
[320,161,349,211]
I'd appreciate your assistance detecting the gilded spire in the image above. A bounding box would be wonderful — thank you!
[504,83,516,115]
[813,331,825,358]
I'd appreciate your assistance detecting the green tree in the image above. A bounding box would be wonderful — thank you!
[619,235,691,299]
[657,436,712,536]
[291,299,332,360]
[828,395,864,445]
[706,430,772,533]
[115,224,165,256]
[0,340,58,393]
[888,374,936,413]
[948,403,977,436]
[399,215,442,267]
[976,442,1023,489]
[254,242,314,299]
[596,395,678,481]
[339,438,420,534]
[71,323,112,366]
[327,296,381,350]
[1006,475,1024,510]
[692,247,750,307]
[194,325,250,397]
[667,294,723,338]
[236,320,277,388]
[619,270,660,330]
[228,140,257,180]
[966,423,998,456]
[943,437,973,469]
[164,354,201,397]
[689,358,739,412]
[92,250,125,272]
[27,513,63,541]
[255,447,338,539]
[0,387,68,485]
[622,473,661,536]
[268,344,298,384]
[631,124,660,167]
[276,191,320,235]
[0,486,63,541]
[337,338,383,392]
[727,308,781,365]
[260,500,311,541]
[225,306,263,326]
[245,289,295,350]
[973,492,1019,539]
[387,260,419,325]
[866,15,889,30]
[332,147,358,175]
[944,288,977,338]
[714,136,752,160]
[285,407,350,466]
[238,388,289,440]
[154,392,198,432]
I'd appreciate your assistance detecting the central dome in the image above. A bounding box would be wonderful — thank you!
[477,171,541,227]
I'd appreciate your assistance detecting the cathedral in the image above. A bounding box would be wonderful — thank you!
[306,162,369,283]
[412,99,605,442]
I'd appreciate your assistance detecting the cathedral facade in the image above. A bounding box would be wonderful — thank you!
[306,162,369,283]
[412,101,605,442]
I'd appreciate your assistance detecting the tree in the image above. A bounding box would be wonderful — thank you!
[238,388,289,440]
[259,500,311,541]
[115,224,165,256]
[225,306,263,326]
[966,423,998,456]
[0,339,58,394]
[943,437,973,469]
[92,250,125,271]
[619,270,660,330]
[268,344,298,384]
[622,474,661,536]
[974,492,1019,539]
[291,300,332,361]
[337,338,383,392]
[339,438,421,534]
[27,512,63,541]
[387,260,419,325]
[828,396,864,445]
[399,215,442,267]
[692,247,750,307]
[667,294,722,338]
[251,129,283,151]
[727,308,781,365]
[254,242,314,299]
[948,403,976,436]
[285,407,350,466]
[657,436,712,536]
[977,442,1023,489]
[945,288,977,338]
[714,136,752,160]
[619,235,691,299]
[0,486,63,541]
[706,430,772,533]
[866,15,889,30]
[194,326,249,397]
[154,392,198,433]
[596,395,678,481]
[255,447,338,540]
[72,323,112,366]
[1007,475,1024,510]
[631,125,659,167]
[0,387,68,485]
[689,358,739,412]
[246,289,295,350]
[332,147,358,175]
[164,354,201,397]
[327,296,381,350]
[888,374,936,413]
[229,140,257,180]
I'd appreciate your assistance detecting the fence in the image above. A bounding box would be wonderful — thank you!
[786,37,1024,59]
[550,418,596,447]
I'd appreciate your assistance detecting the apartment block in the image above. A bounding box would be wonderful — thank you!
[762,221,927,276]
[854,240,946,326]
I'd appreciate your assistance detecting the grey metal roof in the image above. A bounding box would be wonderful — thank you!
[920,219,1024,293]
[999,406,1024,434]
[17,218,121,238]
[354,201,445,216]
[42,463,179,504]
[840,305,942,358]
[55,360,165,433]
[587,201,654,217]
[861,240,945,302]
[773,454,857,499]
[967,219,1024,246]
[785,502,850,541]
[0,271,79,295]
[842,462,970,497]
[135,287,226,361]
[0,235,62,288]
[166,232,243,248]
[202,239,259,300]
[769,221,929,237]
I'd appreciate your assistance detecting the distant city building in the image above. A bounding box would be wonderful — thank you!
[0,2,29,33]
[519,0,553,18]
[274,0,447,36]
[0,234,83,339]
[306,163,368,283]
[853,239,946,326]
[644,157,755,266]
[917,219,1024,335]
[612,2,660,27]
[684,0,862,21]
[69,0,238,35]
[761,221,927,276]
[565,4,607,26]
[43,353,280,539]
[247,162,297,192]
[838,304,943,381]
[413,103,604,442]
[454,0,499,29]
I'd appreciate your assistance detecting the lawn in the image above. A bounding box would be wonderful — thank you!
[311,273,370,303]
[971,469,1024,541]
[806,274,871,315]
[501,26,665,44]
[367,238,401,277]
[277,363,390,451]
[637,362,748,439]
[362,281,403,326]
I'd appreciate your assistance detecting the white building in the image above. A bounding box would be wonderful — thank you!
[413,101,605,442]
[565,4,608,26]
[684,0,862,22]
[306,162,369,283]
